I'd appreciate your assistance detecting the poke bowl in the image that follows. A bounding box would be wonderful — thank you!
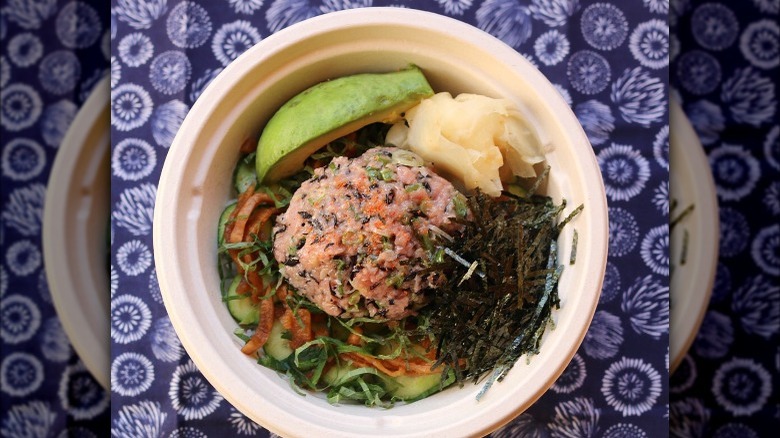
[154,8,608,437]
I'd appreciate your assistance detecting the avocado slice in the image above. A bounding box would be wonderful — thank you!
[255,66,434,183]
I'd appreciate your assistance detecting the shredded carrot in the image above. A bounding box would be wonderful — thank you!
[281,307,313,350]
[311,312,328,337]
[312,322,329,338]
[239,138,256,154]
[244,207,278,240]
[417,338,437,360]
[292,308,313,348]
[245,266,266,302]
[273,303,286,320]
[229,192,274,244]
[241,288,275,355]
[225,186,256,270]
[243,208,276,300]
[275,283,290,302]
[235,278,252,296]
[346,326,363,346]
[222,187,255,248]
[341,352,438,377]
[226,192,277,284]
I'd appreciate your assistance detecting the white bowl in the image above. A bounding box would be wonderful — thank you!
[43,76,110,389]
[154,8,607,437]
[669,98,719,373]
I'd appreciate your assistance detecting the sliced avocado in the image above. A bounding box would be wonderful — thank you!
[256,66,434,183]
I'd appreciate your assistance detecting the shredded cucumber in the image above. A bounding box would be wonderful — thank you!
[322,362,357,387]
[234,155,258,194]
[226,275,260,325]
[264,320,293,360]
[218,202,237,246]
[387,370,453,401]
[324,356,453,402]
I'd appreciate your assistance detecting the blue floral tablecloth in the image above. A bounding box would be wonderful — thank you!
[105,0,669,436]
[669,1,778,437]
[1,0,110,436]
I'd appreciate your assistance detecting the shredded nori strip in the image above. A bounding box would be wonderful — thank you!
[669,200,694,278]
[670,204,694,228]
[420,190,582,391]
[570,229,579,265]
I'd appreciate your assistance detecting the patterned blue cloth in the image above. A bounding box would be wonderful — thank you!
[669,1,778,436]
[0,0,111,436]
[106,0,669,436]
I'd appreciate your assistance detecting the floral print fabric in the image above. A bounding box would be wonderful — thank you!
[1,0,110,435]
[2,0,676,436]
[106,1,669,436]
[669,1,778,436]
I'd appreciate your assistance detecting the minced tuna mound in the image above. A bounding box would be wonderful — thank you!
[273,146,469,320]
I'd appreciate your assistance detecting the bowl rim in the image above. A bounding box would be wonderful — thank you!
[43,75,110,390]
[154,7,608,437]
[668,97,719,373]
